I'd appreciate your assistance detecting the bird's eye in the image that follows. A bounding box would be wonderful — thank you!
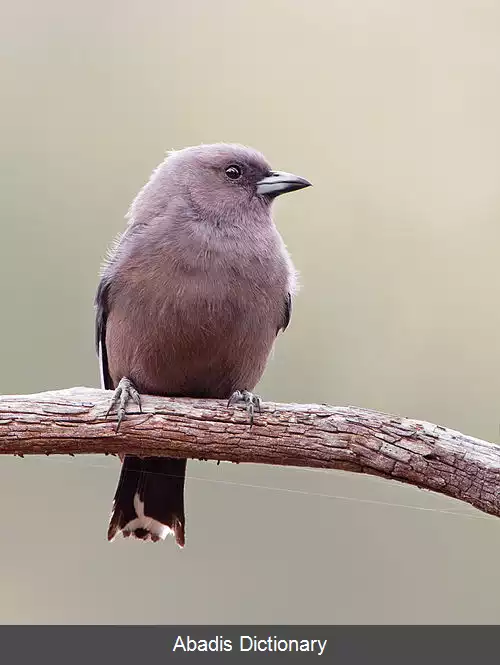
[225,165,242,180]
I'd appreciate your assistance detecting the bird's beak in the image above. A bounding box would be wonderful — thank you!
[256,171,312,198]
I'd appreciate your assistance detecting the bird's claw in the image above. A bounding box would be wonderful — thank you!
[105,377,142,432]
[227,390,262,426]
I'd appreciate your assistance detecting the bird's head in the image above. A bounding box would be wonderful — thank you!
[130,143,311,229]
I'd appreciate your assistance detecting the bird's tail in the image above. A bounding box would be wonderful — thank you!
[107,456,186,546]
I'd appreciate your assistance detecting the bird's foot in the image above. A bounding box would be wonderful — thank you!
[105,377,142,432]
[227,390,262,426]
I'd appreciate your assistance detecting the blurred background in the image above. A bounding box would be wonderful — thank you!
[2,0,500,624]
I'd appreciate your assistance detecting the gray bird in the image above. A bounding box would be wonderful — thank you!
[96,143,311,546]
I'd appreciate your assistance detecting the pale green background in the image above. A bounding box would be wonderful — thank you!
[2,0,500,624]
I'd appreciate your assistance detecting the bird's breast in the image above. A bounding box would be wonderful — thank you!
[106,254,287,397]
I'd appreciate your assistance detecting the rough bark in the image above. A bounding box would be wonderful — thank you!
[0,387,499,518]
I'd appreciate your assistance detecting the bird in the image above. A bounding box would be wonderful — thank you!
[95,143,311,546]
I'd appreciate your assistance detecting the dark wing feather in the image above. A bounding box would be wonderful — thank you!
[278,292,292,334]
[95,276,113,390]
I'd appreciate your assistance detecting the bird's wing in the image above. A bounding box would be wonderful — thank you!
[278,291,292,334]
[95,276,113,390]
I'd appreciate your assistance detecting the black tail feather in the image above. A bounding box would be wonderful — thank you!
[108,456,186,546]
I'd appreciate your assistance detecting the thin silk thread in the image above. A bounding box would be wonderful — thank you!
[20,455,494,523]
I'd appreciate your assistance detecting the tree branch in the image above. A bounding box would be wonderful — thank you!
[0,386,499,518]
